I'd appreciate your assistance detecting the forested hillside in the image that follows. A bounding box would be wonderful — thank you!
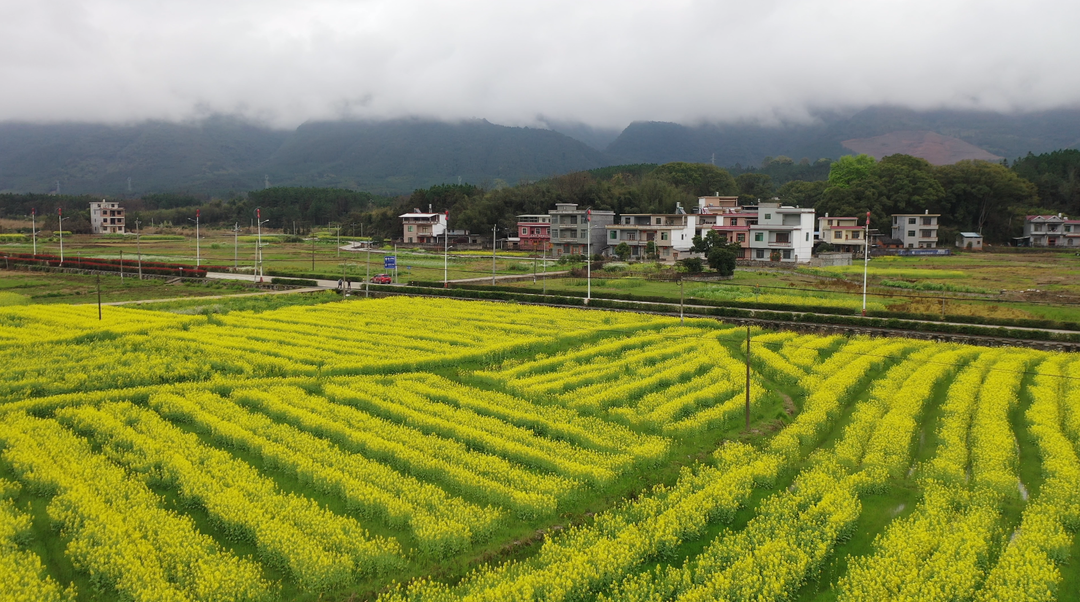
[2,107,1079,198]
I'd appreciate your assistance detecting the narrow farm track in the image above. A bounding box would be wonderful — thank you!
[1,296,1079,602]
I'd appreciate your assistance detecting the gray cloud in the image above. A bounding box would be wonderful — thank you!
[1,0,1078,129]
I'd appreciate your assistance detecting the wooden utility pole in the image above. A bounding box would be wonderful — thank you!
[97,274,102,320]
[745,325,751,431]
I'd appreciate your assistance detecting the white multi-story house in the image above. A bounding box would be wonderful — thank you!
[549,203,615,257]
[748,202,815,262]
[90,200,125,234]
[606,209,699,262]
[1024,214,1080,247]
[399,209,447,244]
[817,213,867,255]
[891,211,939,248]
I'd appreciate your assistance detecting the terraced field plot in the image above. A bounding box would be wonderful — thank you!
[1,296,1078,601]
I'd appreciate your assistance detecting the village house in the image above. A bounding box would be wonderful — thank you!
[1023,214,1080,247]
[747,202,815,263]
[549,203,614,257]
[891,211,939,248]
[90,200,125,234]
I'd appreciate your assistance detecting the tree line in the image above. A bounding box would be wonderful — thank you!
[2,150,1076,244]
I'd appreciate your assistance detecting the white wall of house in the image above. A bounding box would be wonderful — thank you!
[747,203,814,262]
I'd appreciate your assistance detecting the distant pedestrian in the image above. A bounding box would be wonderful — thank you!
[337,278,343,291]
[347,279,352,291]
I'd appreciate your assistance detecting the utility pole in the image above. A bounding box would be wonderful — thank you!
[680,277,684,324]
[232,223,239,272]
[187,209,201,267]
[97,274,102,320]
[586,209,592,304]
[135,219,142,279]
[394,243,399,283]
[366,247,370,298]
[31,209,37,256]
[255,209,268,282]
[311,232,316,272]
[745,325,752,431]
[861,210,870,316]
[444,210,449,288]
[543,243,547,294]
[492,224,497,285]
[58,208,65,266]
[336,223,341,258]
[119,250,124,282]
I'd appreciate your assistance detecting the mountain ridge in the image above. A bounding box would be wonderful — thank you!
[1,107,1079,197]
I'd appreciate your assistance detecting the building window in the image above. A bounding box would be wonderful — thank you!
[655,218,662,225]
[755,249,765,259]
[851,231,859,239]
[661,232,669,241]
[782,249,792,259]
[754,232,763,242]
[922,217,933,225]
[764,214,771,220]
[806,232,810,242]
[775,232,790,244]
[624,217,631,224]
[736,233,745,243]
[921,230,934,238]
[408,226,413,232]
[834,231,842,239]
[610,230,617,239]
[521,228,527,235]
[908,230,916,237]
[908,217,917,224]
[625,232,636,241]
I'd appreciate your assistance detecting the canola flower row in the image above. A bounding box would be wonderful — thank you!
[380,333,898,602]
[0,478,74,602]
[768,337,919,464]
[55,402,402,591]
[390,373,668,462]
[778,334,843,370]
[975,357,1080,602]
[602,345,967,602]
[970,353,1040,497]
[149,388,501,558]
[237,384,574,518]
[0,412,271,602]
[621,346,745,427]
[478,326,768,433]
[325,377,623,485]
[835,352,1010,601]
[0,298,672,401]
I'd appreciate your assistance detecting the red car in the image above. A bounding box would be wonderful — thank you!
[371,274,392,284]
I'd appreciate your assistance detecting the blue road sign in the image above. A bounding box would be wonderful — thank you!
[384,256,396,269]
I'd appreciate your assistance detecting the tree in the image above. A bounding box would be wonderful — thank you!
[735,173,774,204]
[690,230,727,255]
[828,154,877,189]
[707,245,737,276]
[613,242,631,261]
[936,160,1038,242]
[650,162,738,197]
[776,180,828,208]
[645,241,658,260]
[679,257,703,274]
[874,154,946,217]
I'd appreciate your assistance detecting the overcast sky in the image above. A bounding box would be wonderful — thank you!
[1,0,1078,130]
